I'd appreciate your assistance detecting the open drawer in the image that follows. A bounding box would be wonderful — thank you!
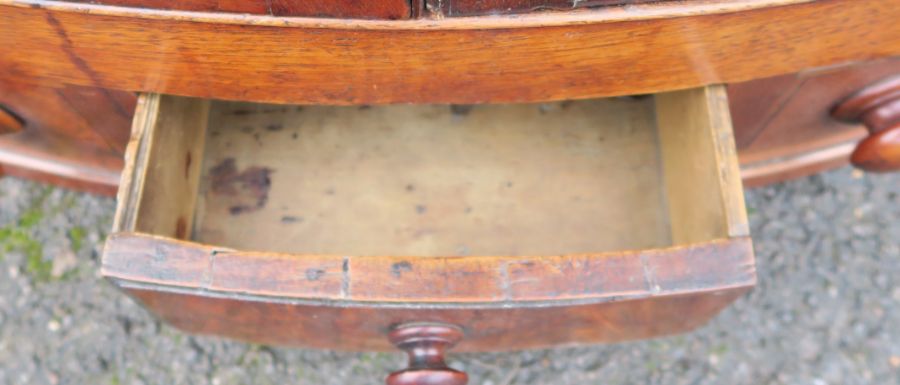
[102,86,755,354]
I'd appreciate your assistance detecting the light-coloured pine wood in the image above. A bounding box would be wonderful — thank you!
[120,86,748,257]
[112,94,209,239]
[194,98,671,256]
[655,85,749,244]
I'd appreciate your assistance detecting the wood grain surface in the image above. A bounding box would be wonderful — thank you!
[103,232,755,304]
[60,0,415,19]
[108,232,754,351]
[2,0,898,104]
[195,97,671,256]
[0,105,24,135]
[120,283,750,351]
[730,58,900,185]
[0,77,133,194]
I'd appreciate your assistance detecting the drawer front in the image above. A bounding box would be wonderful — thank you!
[0,77,133,194]
[730,57,900,186]
[102,86,755,354]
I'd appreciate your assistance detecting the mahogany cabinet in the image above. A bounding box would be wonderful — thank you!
[2,0,900,383]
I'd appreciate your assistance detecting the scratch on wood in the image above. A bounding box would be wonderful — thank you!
[640,252,661,294]
[305,268,325,281]
[44,13,105,88]
[499,260,511,301]
[203,249,219,289]
[341,257,350,298]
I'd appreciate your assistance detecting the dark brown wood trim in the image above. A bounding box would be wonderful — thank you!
[0,138,121,194]
[120,283,750,351]
[740,141,857,188]
[102,232,756,305]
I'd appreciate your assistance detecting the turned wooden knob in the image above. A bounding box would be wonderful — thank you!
[832,75,900,173]
[386,323,468,385]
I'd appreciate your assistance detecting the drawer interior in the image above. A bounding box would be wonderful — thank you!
[114,87,747,257]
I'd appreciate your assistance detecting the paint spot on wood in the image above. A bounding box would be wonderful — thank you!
[391,261,412,278]
[305,268,325,281]
[209,158,273,215]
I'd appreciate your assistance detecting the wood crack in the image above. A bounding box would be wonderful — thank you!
[44,12,105,88]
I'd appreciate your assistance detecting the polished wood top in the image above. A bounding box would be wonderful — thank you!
[3,0,899,104]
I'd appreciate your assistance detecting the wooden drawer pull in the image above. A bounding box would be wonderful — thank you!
[386,323,468,385]
[832,75,900,172]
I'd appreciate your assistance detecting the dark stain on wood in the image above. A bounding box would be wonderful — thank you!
[305,268,325,281]
[281,215,303,223]
[450,104,473,118]
[391,261,413,278]
[174,217,187,239]
[415,204,427,214]
[44,13,105,88]
[184,152,192,179]
[209,158,273,215]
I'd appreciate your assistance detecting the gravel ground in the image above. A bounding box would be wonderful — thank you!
[0,167,897,385]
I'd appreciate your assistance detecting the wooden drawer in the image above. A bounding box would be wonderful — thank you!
[101,86,755,355]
